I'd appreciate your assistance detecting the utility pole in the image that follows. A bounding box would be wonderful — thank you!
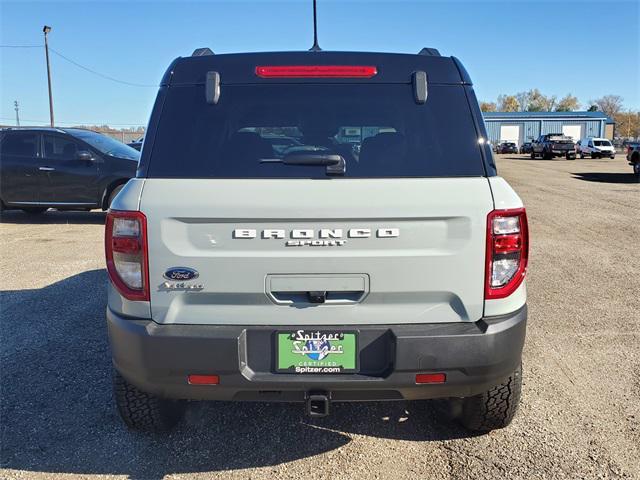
[43,25,54,127]
[14,100,20,126]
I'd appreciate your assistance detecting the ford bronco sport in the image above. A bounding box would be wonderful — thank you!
[106,48,529,432]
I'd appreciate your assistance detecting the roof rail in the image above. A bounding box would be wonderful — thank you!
[192,47,214,57]
[1,126,66,134]
[418,48,441,56]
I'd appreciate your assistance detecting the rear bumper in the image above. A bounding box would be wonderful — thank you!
[107,306,527,402]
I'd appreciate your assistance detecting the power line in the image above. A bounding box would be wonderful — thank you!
[0,45,41,48]
[1,44,157,87]
[49,48,157,87]
[0,115,146,126]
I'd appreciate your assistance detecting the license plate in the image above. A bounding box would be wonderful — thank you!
[276,330,358,373]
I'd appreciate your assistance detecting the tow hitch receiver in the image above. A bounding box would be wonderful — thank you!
[306,391,330,418]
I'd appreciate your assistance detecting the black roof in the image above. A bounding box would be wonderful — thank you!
[161,51,472,86]
[0,127,104,136]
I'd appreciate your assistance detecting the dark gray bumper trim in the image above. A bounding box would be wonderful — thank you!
[107,306,527,401]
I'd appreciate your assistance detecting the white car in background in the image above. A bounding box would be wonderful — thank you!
[578,137,615,159]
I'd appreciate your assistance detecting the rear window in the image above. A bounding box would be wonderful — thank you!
[147,84,485,178]
[68,130,140,161]
[1,132,38,157]
[549,136,573,143]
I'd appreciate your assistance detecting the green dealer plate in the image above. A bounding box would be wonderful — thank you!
[276,330,358,373]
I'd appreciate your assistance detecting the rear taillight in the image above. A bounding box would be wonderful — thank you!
[105,210,149,301]
[485,208,528,299]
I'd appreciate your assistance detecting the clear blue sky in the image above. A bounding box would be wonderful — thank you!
[1,0,638,127]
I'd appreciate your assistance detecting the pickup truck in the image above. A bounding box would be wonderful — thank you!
[531,134,576,160]
[626,142,640,177]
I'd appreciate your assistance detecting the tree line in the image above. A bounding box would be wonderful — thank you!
[480,91,640,138]
[71,124,145,134]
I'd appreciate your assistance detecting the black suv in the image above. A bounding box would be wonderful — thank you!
[497,142,518,154]
[519,142,533,154]
[0,127,139,214]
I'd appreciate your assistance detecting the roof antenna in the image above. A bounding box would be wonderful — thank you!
[309,0,322,51]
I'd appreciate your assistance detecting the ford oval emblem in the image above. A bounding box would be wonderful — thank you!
[163,267,199,281]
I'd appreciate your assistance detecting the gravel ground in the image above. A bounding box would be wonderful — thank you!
[1,155,638,479]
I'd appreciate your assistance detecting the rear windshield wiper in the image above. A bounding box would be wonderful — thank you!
[262,152,346,175]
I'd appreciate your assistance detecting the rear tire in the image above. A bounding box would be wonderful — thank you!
[21,207,47,215]
[543,149,552,160]
[113,370,185,431]
[458,364,522,432]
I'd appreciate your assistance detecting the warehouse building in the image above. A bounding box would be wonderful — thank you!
[483,111,614,147]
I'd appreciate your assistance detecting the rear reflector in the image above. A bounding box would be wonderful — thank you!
[188,374,219,385]
[415,373,446,384]
[255,65,378,78]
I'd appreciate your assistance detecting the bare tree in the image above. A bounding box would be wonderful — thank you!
[515,91,531,111]
[527,89,548,111]
[590,95,624,118]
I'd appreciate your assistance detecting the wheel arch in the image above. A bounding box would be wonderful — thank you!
[101,179,130,210]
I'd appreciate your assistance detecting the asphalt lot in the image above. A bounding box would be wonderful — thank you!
[1,155,638,480]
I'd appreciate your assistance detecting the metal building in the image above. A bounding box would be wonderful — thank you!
[482,111,614,147]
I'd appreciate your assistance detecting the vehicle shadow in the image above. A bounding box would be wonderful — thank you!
[0,270,473,479]
[571,172,639,184]
[500,155,575,161]
[0,210,106,225]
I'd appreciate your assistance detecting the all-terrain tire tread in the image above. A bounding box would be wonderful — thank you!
[460,364,522,432]
[113,371,184,431]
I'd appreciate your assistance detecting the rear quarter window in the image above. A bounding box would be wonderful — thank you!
[1,132,38,157]
[146,83,485,178]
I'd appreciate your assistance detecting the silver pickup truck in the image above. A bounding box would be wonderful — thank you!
[105,48,529,433]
